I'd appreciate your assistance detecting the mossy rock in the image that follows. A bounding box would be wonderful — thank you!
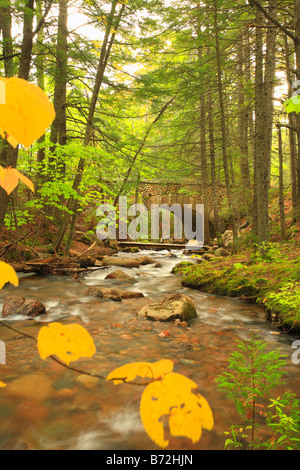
[171,262,195,274]
[138,293,197,324]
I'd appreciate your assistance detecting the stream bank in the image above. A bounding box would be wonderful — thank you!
[172,250,300,334]
[0,249,299,450]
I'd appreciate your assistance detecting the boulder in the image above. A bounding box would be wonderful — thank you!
[201,253,216,261]
[138,293,197,323]
[121,247,140,253]
[85,287,144,301]
[104,270,135,281]
[2,296,47,318]
[214,247,230,257]
[222,230,233,248]
[153,261,161,268]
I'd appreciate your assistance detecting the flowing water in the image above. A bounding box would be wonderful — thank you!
[0,249,299,450]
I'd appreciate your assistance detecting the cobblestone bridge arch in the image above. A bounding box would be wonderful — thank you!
[138,180,226,242]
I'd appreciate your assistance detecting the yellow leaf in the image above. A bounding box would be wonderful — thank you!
[140,372,213,448]
[0,261,19,289]
[0,77,55,148]
[0,166,34,195]
[37,322,96,366]
[106,359,174,384]
[0,381,7,388]
[0,80,5,104]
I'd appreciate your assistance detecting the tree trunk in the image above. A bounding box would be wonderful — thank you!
[36,0,46,184]
[0,0,14,77]
[213,0,238,252]
[207,86,220,236]
[18,0,35,81]
[49,0,68,178]
[237,31,251,212]
[54,0,124,253]
[277,126,286,241]
[294,1,300,212]
[253,2,276,247]
[284,34,298,221]
[0,0,35,227]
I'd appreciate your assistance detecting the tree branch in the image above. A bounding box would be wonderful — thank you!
[248,0,296,41]
[276,122,297,132]
[32,0,54,38]
[113,96,176,205]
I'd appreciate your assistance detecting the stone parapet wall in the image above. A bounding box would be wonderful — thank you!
[138,181,226,211]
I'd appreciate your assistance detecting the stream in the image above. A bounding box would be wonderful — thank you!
[0,249,299,450]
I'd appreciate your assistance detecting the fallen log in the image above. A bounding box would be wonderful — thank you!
[24,256,88,275]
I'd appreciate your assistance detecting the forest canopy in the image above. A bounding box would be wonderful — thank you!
[0,0,299,251]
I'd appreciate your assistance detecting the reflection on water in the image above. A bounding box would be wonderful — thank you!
[0,249,299,450]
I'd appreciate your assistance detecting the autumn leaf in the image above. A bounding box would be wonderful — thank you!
[37,322,96,366]
[140,372,214,448]
[0,166,34,195]
[0,77,55,148]
[0,381,7,388]
[0,261,19,289]
[106,359,174,385]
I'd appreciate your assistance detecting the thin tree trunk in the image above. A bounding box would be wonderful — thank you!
[36,0,47,184]
[207,86,220,236]
[294,1,300,211]
[18,0,35,81]
[237,31,251,210]
[284,34,298,221]
[0,1,14,226]
[49,0,68,178]
[0,0,14,77]
[0,0,35,227]
[54,0,124,253]
[253,1,276,248]
[197,44,210,243]
[113,96,176,207]
[213,0,238,252]
[277,126,286,241]
[253,7,264,241]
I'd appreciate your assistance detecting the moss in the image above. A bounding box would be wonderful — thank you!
[171,261,195,273]
[173,251,300,333]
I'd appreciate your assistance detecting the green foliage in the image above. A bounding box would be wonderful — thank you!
[250,242,284,263]
[173,245,300,331]
[284,96,300,114]
[4,209,33,231]
[264,392,300,450]
[215,337,299,450]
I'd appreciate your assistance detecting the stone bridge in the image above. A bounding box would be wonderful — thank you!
[99,179,227,243]
[138,180,225,211]
[137,180,226,242]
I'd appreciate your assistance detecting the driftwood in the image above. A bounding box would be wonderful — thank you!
[20,256,97,276]
[73,242,96,260]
